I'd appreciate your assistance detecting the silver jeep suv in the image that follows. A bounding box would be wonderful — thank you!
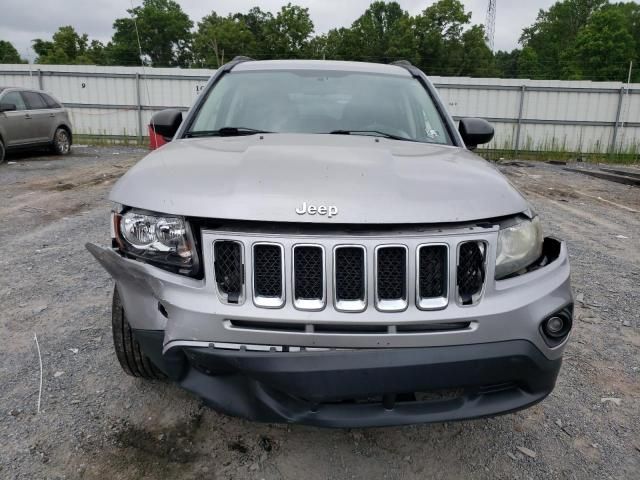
[87,59,572,427]
[0,87,72,163]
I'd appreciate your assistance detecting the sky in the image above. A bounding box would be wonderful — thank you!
[0,0,558,62]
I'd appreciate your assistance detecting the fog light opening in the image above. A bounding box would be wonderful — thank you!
[545,316,565,336]
[540,306,573,346]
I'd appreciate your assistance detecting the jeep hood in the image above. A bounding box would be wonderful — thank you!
[110,134,529,224]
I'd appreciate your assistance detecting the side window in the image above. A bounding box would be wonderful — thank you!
[22,91,47,110]
[40,93,61,109]
[1,91,27,111]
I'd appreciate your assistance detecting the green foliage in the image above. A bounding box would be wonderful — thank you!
[515,0,638,81]
[192,13,256,67]
[337,1,416,63]
[262,3,314,58]
[108,0,193,67]
[12,0,640,82]
[33,26,106,65]
[0,40,25,63]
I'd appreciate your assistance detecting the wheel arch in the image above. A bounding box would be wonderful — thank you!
[53,123,73,145]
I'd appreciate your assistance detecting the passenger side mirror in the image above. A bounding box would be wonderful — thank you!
[0,103,17,112]
[458,118,494,150]
[150,109,183,140]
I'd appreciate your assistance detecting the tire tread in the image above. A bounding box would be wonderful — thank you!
[111,288,165,380]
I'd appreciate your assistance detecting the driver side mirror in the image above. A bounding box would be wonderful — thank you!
[150,109,183,140]
[0,103,17,112]
[458,118,494,150]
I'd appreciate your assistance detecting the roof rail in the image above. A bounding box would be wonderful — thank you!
[220,56,254,72]
[390,60,421,78]
[391,60,413,68]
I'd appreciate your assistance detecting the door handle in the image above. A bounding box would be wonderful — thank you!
[49,113,55,117]
[24,114,32,119]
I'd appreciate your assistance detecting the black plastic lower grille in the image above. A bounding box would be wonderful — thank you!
[253,244,282,298]
[419,245,447,298]
[377,247,406,300]
[335,247,365,301]
[214,241,243,302]
[294,246,323,299]
[457,241,486,304]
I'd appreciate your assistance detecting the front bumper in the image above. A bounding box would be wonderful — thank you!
[87,235,572,427]
[86,237,572,358]
[136,331,561,427]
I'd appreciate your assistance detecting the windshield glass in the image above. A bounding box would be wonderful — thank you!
[188,70,451,144]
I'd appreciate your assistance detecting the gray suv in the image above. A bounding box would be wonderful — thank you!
[87,59,573,427]
[0,87,72,163]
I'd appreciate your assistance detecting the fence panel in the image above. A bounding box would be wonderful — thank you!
[0,64,637,154]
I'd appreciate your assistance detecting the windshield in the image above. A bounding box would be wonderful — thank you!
[188,70,452,145]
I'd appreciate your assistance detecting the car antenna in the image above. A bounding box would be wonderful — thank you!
[129,0,158,146]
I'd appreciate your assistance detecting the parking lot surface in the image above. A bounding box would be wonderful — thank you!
[0,147,638,479]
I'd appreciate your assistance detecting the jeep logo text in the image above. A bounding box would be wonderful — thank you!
[295,202,338,218]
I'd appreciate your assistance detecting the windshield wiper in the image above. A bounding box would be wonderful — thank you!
[328,130,419,142]
[185,127,272,138]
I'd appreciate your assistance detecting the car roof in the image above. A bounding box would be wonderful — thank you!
[0,87,46,93]
[232,59,412,77]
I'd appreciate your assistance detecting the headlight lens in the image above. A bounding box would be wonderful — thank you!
[495,217,543,279]
[115,210,198,275]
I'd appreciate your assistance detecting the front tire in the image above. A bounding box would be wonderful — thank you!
[0,139,5,164]
[112,288,165,380]
[51,127,71,155]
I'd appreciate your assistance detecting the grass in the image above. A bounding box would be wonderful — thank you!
[74,134,148,147]
[72,133,640,165]
[479,148,640,165]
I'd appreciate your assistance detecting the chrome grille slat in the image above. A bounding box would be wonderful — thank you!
[334,245,367,312]
[293,244,326,311]
[253,243,285,308]
[375,245,409,312]
[213,240,244,304]
[457,241,487,306]
[416,244,448,311]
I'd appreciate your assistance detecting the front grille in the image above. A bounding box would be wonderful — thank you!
[334,247,366,307]
[253,244,283,298]
[457,241,486,304]
[214,241,243,303]
[209,232,488,312]
[376,247,407,300]
[293,246,324,301]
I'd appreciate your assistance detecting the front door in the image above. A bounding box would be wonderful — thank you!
[0,91,31,146]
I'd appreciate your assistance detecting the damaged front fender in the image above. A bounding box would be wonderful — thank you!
[85,243,203,330]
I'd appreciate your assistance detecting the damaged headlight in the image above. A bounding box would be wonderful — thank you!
[113,209,199,276]
[495,216,543,279]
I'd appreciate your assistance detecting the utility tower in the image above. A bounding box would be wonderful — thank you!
[485,0,497,51]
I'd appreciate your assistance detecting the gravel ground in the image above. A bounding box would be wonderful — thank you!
[0,147,638,479]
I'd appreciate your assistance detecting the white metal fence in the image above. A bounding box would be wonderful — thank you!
[1,64,638,154]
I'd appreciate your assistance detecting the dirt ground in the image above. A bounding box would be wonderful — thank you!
[0,146,638,480]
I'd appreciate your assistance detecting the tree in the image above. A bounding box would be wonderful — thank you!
[414,0,493,76]
[494,49,520,78]
[0,40,25,64]
[193,13,255,67]
[572,4,637,81]
[458,25,497,77]
[234,7,274,49]
[33,26,106,65]
[263,3,314,58]
[321,27,361,61]
[519,0,607,78]
[345,1,417,63]
[108,0,193,67]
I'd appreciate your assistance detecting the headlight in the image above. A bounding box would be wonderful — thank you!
[495,217,543,279]
[114,209,199,276]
